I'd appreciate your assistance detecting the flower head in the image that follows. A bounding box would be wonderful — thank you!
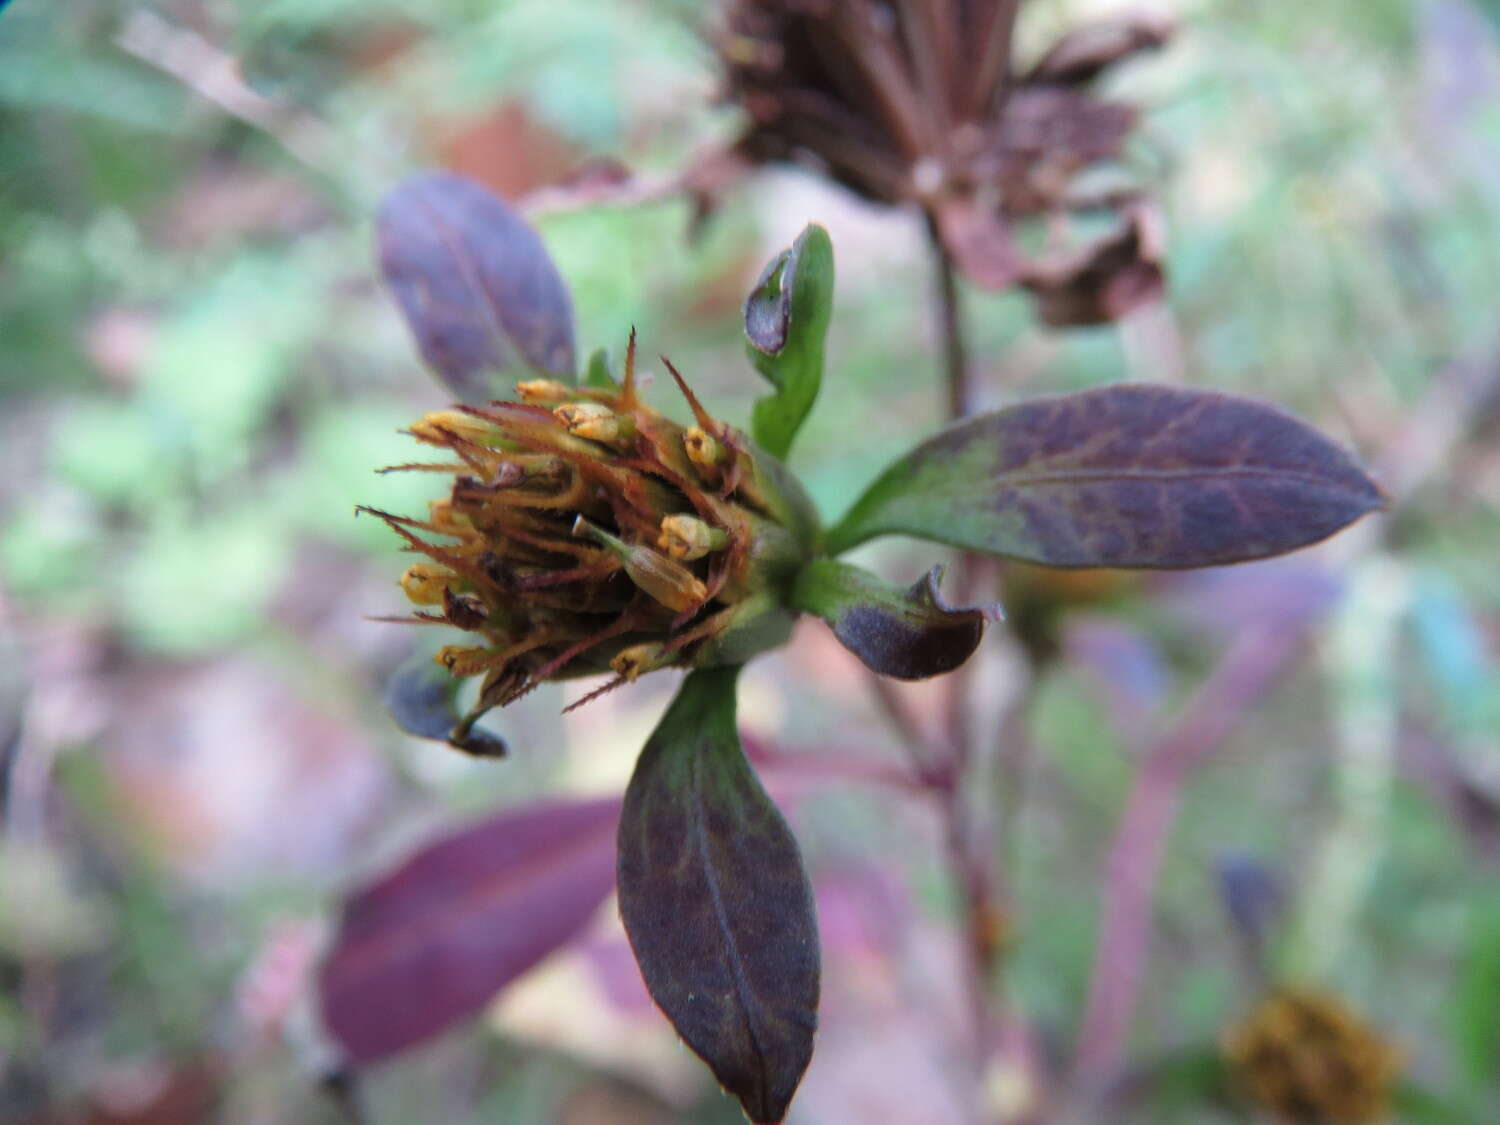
[1223,988,1403,1124]
[363,334,816,732]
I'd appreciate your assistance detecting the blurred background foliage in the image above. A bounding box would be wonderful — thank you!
[2,0,1499,1122]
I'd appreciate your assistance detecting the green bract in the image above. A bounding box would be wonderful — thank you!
[369,171,1383,1123]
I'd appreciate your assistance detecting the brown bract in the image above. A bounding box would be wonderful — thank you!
[718,0,1172,322]
[362,336,807,721]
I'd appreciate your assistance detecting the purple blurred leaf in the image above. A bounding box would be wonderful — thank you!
[1155,557,1346,637]
[377,171,575,401]
[1064,617,1169,731]
[826,384,1385,568]
[1025,14,1174,86]
[318,796,620,1064]
[618,667,819,1124]
[792,560,996,680]
[1215,853,1281,947]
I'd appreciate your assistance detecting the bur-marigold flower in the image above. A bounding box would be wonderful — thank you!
[1223,988,1403,1124]
[362,335,818,740]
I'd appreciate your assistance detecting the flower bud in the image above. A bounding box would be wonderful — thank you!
[400,562,456,605]
[611,642,674,682]
[409,410,496,446]
[573,516,708,612]
[658,514,729,561]
[515,379,576,404]
[553,402,636,449]
[684,426,727,478]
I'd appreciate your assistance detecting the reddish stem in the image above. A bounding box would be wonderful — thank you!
[1070,626,1304,1093]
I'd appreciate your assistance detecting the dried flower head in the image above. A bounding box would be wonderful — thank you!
[1223,988,1404,1124]
[362,334,816,746]
[717,0,1172,324]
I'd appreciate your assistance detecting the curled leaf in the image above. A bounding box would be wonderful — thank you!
[792,559,995,680]
[744,223,834,460]
[377,171,575,401]
[318,796,621,1063]
[618,667,818,1124]
[1021,204,1166,327]
[825,383,1385,568]
[384,654,506,757]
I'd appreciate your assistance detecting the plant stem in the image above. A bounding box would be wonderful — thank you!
[926,208,972,420]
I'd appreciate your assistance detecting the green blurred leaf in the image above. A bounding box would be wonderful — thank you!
[745,224,833,461]
[583,346,618,389]
[824,384,1384,566]
[617,666,818,1124]
[1454,897,1500,1090]
[119,512,290,654]
[1393,1080,1481,1125]
[791,559,992,680]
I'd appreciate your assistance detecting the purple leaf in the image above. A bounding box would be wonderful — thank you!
[617,667,819,1124]
[826,384,1386,568]
[377,171,575,401]
[792,560,996,680]
[318,796,620,1064]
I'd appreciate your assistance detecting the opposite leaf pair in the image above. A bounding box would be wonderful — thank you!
[349,171,1382,1122]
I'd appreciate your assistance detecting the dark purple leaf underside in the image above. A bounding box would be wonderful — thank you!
[826,384,1385,567]
[792,560,992,679]
[617,667,818,1124]
[318,796,620,1064]
[377,171,575,401]
[383,653,506,757]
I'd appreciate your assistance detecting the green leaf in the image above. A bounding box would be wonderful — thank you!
[792,560,994,680]
[583,346,619,389]
[384,653,507,758]
[825,384,1385,566]
[744,224,834,461]
[617,667,819,1124]
[1118,1046,1233,1113]
[1392,1081,1481,1125]
[1454,897,1500,1090]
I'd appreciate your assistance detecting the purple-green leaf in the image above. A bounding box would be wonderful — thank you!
[825,384,1385,567]
[792,559,995,679]
[377,171,575,401]
[318,796,621,1064]
[617,667,819,1124]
